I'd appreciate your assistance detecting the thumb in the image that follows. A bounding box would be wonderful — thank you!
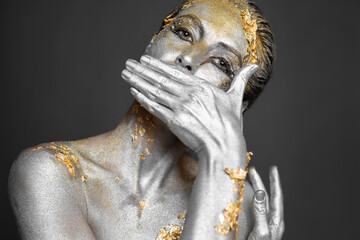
[227,64,260,101]
[248,190,271,240]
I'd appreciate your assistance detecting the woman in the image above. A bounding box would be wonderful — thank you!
[9,0,284,239]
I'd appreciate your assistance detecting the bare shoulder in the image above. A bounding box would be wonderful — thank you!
[8,142,95,240]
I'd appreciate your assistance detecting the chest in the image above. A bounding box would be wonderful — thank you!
[84,172,191,240]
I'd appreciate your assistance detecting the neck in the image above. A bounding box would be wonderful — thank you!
[109,101,192,194]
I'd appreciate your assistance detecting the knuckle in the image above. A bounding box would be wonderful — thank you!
[255,203,268,215]
[172,68,181,77]
[134,64,145,73]
[257,228,270,238]
[189,93,199,102]
[152,60,159,69]
[158,75,168,86]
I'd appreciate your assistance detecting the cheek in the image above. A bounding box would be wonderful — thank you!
[194,63,230,89]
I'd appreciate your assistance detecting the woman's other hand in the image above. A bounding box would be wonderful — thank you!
[248,166,285,240]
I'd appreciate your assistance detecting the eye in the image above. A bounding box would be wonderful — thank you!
[210,57,235,79]
[171,25,193,42]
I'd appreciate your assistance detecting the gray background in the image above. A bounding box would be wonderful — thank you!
[1,0,359,238]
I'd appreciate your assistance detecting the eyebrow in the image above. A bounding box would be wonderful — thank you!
[178,14,204,38]
[177,14,242,67]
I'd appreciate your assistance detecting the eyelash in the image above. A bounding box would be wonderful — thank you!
[171,23,234,78]
[210,57,235,79]
[171,25,193,43]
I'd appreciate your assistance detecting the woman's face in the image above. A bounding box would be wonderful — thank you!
[144,0,248,89]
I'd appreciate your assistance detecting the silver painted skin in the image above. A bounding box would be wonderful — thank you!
[8,0,284,239]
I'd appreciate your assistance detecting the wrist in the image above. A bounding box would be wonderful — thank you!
[198,137,248,171]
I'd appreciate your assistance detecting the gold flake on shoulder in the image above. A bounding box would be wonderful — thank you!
[115,177,120,182]
[29,143,80,179]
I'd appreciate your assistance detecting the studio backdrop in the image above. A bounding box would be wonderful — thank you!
[1,0,359,239]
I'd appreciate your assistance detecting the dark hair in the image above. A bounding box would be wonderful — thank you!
[157,0,275,108]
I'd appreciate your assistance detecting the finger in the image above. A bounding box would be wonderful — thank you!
[269,166,285,233]
[122,69,177,108]
[248,166,270,210]
[129,87,173,125]
[126,59,184,96]
[140,55,196,86]
[227,64,260,101]
[248,190,270,240]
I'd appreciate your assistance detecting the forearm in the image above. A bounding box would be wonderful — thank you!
[181,146,249,240]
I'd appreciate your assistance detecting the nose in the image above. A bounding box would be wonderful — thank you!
[175,43,206,73]
[175,54,193,72]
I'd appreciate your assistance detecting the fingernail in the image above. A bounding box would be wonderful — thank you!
[130,88,138,95]
[122,70,132,80]
[252,64,260,70]
[126,59,137,71]
[255,190,265,202]
[141,55,150,63]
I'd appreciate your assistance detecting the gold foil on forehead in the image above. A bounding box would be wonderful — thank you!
[29,142,80,179]
[160,0,258,64]
[239,8,258,64]
[162,1,194,30]
[215,152,253,235]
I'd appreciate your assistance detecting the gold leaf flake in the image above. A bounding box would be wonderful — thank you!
[81,175,88,183]
[177,211,187,220]
[156,225,183,240]
[30,143,80,179]
[144,148,150,156]
[215,152,253,235]
[139,200,147,210]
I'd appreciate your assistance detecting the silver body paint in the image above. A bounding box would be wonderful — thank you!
[8,110,254,239]
[9,0,284,239]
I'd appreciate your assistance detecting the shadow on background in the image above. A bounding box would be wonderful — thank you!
[1,0,359,238]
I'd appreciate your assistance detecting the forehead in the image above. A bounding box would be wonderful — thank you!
[177,0,248,57]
